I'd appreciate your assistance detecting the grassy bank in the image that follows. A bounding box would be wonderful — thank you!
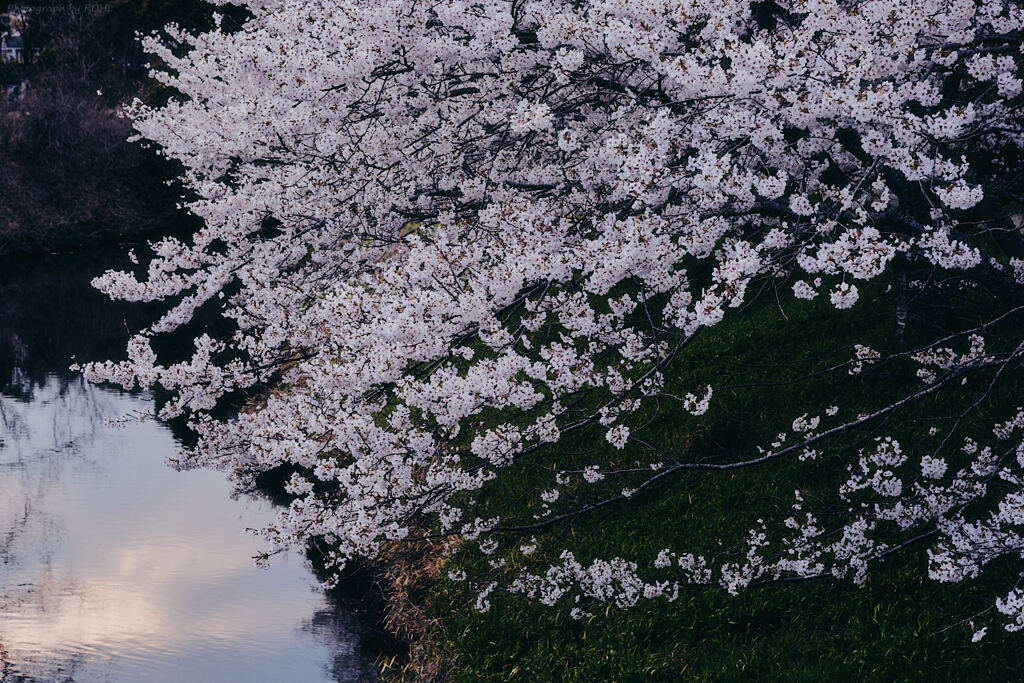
[386,277,1024,681]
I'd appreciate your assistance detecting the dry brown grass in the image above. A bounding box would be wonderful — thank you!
[375,535,460,682]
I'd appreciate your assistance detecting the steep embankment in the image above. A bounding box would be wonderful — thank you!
[0,77,188,255]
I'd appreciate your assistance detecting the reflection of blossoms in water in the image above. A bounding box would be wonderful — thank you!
[0,258,374,682]
[301,607,376,683]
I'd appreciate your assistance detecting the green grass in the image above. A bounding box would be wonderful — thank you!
[408,278,1024,681]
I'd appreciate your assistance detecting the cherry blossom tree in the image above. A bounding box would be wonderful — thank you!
[80,0,1024,638]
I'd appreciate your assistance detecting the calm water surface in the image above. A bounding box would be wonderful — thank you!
[0,254,377,682]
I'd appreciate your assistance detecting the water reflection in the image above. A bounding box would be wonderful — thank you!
[0,254,376,682]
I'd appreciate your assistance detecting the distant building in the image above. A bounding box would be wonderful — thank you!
[1,34,25,63]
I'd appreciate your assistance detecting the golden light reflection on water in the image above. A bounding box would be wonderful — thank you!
[0,377,373,682]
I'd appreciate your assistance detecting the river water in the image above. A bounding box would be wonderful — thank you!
[0,253,378,682]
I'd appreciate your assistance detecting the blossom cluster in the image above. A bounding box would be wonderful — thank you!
[80,0,1024,638]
